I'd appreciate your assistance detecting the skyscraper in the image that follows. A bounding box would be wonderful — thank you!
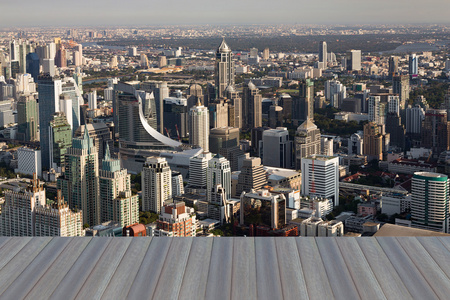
[38,74,62,170]
[49,112,72,171]
[262,48,270,60]
[26,53,40,81]
[188,152,213,189]
[215,39,234,99]
[388,56,399,79]
[262,128,293,169]
[142,157,172,214]
[189,102,209,151]
[421,109,450,155]
[58,127,100,227]
[242,81,262,130]
[411,172,449,233]
[99,145,139,227]
[235,157,267,197]
[207,154,231,202]
[409,53,418,76]
[392,75,410,106]
[346,50,361,71]
[209,126,239,154]
[17,94,38,142]
[319,41,327,68]
[297,79,314,122]
[363,122,388,161]
[295,119,321,170]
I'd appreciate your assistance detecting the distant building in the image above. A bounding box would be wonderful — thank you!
[295,119,321,170]
[346,49,361,71]
[215,39,234,99]
[189,102,209,151]
[142,156,172,214]
[154,202,196,237]
[235,157,267,197]
[16,94,38,142]
[240,189,286,229]
[15,147,41,178]
[262,128,292,169]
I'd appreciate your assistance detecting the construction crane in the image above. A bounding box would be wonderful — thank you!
[175,124,181,142]
[164,127,170,138]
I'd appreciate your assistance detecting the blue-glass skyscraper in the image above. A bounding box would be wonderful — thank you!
[409,53,418,76]
[26,53,40,81]
[38,74,62,170]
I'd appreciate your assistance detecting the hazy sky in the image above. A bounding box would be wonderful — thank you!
[1,0,449,27]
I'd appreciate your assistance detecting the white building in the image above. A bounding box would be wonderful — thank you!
[88,90,97,110]
[188,103,209,151]
[207,154,231,202]
[142,157,172,214]
[128,47,138,57]
[172,171,184,197]
[406,105,425,135]
[348,132,363,155]
[325,80,346,108]
[188,152,212,188]
[321,137,333,156]
[15,147,42,177]
[381,193,411,216]
[301,155,339,206]
[368,95,386,125]
[261,127,292,169]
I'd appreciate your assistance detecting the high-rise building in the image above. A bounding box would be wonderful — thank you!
[99,145,139,227]
[142,157,172,214]
[61,77,83,134]
[411,172,449,233]
[262,48,270,60]
[187,84,203,110]
[208,99,228,129]
[319,41,327,68]
[301,155,339,206]
[188,152,212,189]
[325,80,346,108]
[49,112,72,171]
[235,157,267,197]
[262,128,293,169]
[268,105,283,128]
[346,50,361,71]
[363,122,388,161]
[88,90,97,110]
[17,94,38,142]
[171,171,184,197]
[38,74,62,170]
[215,39,234,99]
[242,81,262,130]
[154,202,196,237]
[26,53,40,81]
[42,58,55,76]
[58,127,100,227]
[140,81,169,134]
[388,56,399,79]
[368,95,386,125]
[15,147,42,178]
[385,113,406,150]
[74,123,114,165]
[188,102,209,151]
[296,79,314,122]
[421,109,450,155]
[295,119,321,170]
[392,75,410,106]
[406,105,425,137]
[409,54,418,76]
[55,45,67,68]
[209,126,239,154]
[278,93,292,120]
[207,154,231,202]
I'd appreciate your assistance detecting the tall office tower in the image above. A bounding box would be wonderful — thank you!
[140,53,149,68]
[38,74,62,170]
[158,56,167,68]
[26,53,40,81]
[188,102,209,151]
[10,61,20,79]
[99,145,139,227]
[88,90,97,110]
[110,55,118,68]
[242,81,262,130]
[34,190,85,237]
[422,109,450,155]
[104,87,114,101]
[295,119,321,170]
[319,41,327,68]
[73,51,82,66]
[385,113,405,150]
[325,80,346,108]
[209,126,239,154]
[301,155,340,206]
[346,49,361,71]
[215,38,234,98]
[115,82,180,173]
[208,99,228,129]
[392,75,410,106]
[409,53,418,75]
[58,94,73,129]
[226,85,242,128]
[142,156,172,214]
[58,128,100,227]
[0,174,46,236]
[17,94,38,142]
[163,96,188,138]
[75,123,113,165]
[73,67,83,95]
[62,77,82,134]
[49,112,72,171]
[363,122,387,161]
[76,44,82,59]
[249,47,258,58]
[388,56,399,79]
[9,39,19,62]
[406,105,425,137]
[297,79,314,122]
[140,81,169,133]
[235,157,267,197]
[42,58,55,76]
[278,93,292,119]
[172,171,184,197]
[262,128,293,169]
[268,105,283,128]
[188,152,212,189]
[187,84,203,110]
[128,47,137,57]
[411,172,449,233]
[368,95,386,125]
[207,154,231,202]
[55,45,67,68]
[262,48,270,60]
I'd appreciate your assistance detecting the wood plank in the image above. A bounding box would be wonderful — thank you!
[0,237,51,294]
[49,237,112,300]
[0,237,10,250]
[100,237,152,300]
[356,237,412,300]
[231,237,257,300]
[335,238,386,300]
[295,237,334,300]
[126,237,172,300]
[24,238,92,300]
[275,238,309,300]
[376,237,438,300]
[417,237,450,280]
[315,238,360,300]
[75,238,132,300]
[0,237,32,271]
[204,237,234,300]
[254,237,283,300]
[396,237,450,299]
[1,237,71,300]
[152,238,193,300]
[178,238,213,300]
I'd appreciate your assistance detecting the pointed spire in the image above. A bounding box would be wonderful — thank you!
[218,38,231,53]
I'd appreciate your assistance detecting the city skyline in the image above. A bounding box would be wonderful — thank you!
[2,0,450,27]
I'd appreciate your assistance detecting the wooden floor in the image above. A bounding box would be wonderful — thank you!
[0,236,450,299]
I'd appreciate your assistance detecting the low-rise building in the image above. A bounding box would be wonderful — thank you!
[154,202,196,237]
